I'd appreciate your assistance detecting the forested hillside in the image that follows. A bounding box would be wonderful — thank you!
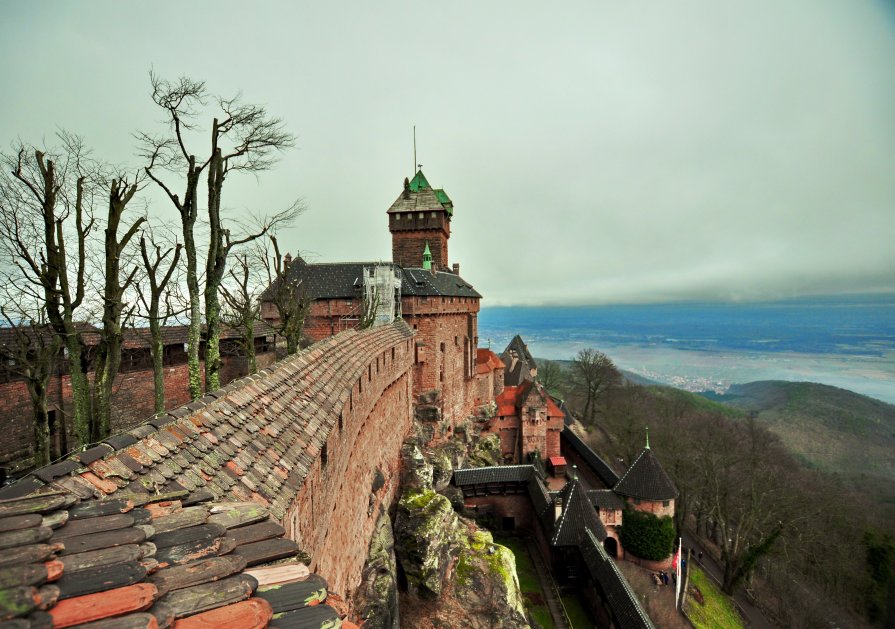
[544,355,895,628]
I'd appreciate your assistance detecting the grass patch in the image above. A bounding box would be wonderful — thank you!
[494,536,554,629]
[560,592,592,628]
[684,566,745,629]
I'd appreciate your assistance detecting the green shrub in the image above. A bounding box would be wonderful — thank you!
[620,508,675,561]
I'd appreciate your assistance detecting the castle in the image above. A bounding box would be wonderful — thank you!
[0,167,672,628]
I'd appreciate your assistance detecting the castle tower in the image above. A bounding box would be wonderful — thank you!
[387,170,453,269]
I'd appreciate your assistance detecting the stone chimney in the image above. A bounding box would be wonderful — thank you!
[452,263,460,275]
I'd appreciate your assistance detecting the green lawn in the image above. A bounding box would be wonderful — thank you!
[684,566,745,629]
[560,592,592,628]
[494,536,554,629]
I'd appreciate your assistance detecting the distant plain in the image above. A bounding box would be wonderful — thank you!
[478,294,895,404]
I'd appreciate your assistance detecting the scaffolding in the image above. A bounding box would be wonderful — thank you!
[363,264,402,327]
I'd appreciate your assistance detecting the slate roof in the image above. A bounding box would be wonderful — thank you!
[562,426,621,488]
[452,465,534,486]
[551,476,606,546]
[387,169,454,217]
[0,486,339,628]
[527,474,553,521]
[501,335,537,386]
[587,489,625,511]
[280,258,480,300]
[580,528,656,629]
[613,448,678,502]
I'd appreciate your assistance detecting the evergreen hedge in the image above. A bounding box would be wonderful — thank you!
[620,508,675,560]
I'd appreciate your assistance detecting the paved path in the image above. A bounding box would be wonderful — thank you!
[681,531,775,629]
[525,538,571,629]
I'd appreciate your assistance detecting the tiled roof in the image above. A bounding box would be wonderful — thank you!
[562,427,621,488]
[452,465,535,486]
[1,322,414,525]
[0,322,413,626]
[475,349,505,375]
[551,477,606,546]
[580,528,656,629]
[495,386,519,417]
[587,489,625,511]
[613,448,678,502]
[0,488,338,627]
[280,258,480,300]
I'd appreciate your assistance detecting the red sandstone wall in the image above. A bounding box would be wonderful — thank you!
[285,335,415,595]
[628,497,675,518]
[390,219,450,269]
[0,353,273,472]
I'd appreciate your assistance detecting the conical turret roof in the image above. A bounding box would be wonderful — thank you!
[613,447,677,501]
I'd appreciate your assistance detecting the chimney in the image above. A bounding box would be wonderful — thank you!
[553,495,563,522]
[452,263,460,275]
[283,252,292,270]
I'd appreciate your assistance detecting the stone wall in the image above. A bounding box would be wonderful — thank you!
[285,329,415,593]
[0,359,220,472]
[628,498,675,519]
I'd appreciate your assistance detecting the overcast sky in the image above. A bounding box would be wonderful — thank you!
[1,1,893,306]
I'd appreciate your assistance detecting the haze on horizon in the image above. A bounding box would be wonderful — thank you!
[1,1,893,307]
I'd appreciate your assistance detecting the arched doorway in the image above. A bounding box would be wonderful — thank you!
[604,536,618,558]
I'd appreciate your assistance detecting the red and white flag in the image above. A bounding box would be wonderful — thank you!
[674,538,682,608]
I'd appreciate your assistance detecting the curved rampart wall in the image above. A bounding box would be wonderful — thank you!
[3,321,416,600]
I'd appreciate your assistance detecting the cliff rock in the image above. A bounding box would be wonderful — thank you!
[354,509,400,629]
[395,488,528,629]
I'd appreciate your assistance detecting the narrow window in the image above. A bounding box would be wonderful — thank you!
[321,443,328,467]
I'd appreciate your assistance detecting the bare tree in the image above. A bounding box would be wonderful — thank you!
[536,359,565,396]
[138,229,183,414]
[140,73,295,396]
[261,235,310,355]
[0,136,142,445]
[570,348,623,424]
[1,137,97,446]
[220,252,263,374]
[0,307,60,466]
[92,176,144,439]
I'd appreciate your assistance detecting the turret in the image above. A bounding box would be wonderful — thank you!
[387,169,453,269]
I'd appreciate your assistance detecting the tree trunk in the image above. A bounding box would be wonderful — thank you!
[149,316,165,414]
[204,290,222,391]
[28,391,51,467]
[66,342,93,448]
[204,143,226,392]
[245,322,257,375]
[286,333,298,355]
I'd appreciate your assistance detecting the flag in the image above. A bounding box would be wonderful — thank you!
[674,538,682,608]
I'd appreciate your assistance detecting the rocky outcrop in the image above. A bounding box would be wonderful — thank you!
[394,488,459,599]
[394,486,527,629]
[452,528,528,629]
[354,509,400,629]
[468,432,502,467]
